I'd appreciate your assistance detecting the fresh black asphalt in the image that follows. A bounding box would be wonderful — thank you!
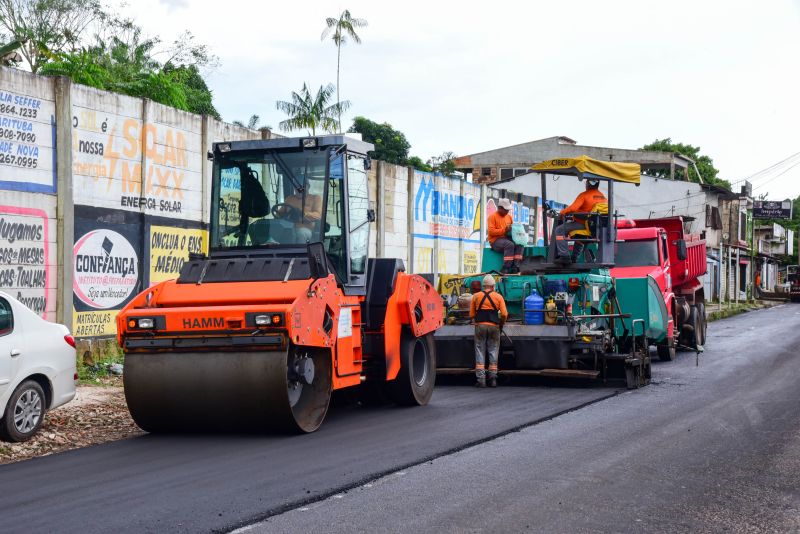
[246,304,800,533]
[0,368,615,532]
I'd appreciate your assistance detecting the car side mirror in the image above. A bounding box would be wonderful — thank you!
[367,209,376,222]
[676,239,687,261]
[307,242,329,280]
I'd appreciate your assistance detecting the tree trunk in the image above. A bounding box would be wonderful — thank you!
[336,43,341,133]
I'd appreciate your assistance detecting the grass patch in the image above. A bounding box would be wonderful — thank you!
[706,301,777,322]
[76,340,125,384]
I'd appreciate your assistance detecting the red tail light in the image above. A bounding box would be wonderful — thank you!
[64,334,76,348]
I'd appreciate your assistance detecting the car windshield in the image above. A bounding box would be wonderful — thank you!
[211,149,328,249]
[614,240,659,267]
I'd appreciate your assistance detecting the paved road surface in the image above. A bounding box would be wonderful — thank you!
[245,304,800,533]
[0,373,614,532]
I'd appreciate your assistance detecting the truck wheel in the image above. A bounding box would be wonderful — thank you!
[0,380,46,442]
[656,341,676,362]
[696,302,707,346]
[387,332,436,406]
[687,306,702,349]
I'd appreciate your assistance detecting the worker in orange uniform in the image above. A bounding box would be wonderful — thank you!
[553,179,607,262]
[470,274,508,388]
[488,198,523,274]
[755,270,762,297]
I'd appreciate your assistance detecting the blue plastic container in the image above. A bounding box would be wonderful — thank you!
[524,290,544,325]
[544,279,567,297]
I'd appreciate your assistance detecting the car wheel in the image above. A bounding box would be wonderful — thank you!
[0,380,46,442]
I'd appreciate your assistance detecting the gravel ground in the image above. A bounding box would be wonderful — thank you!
[0,377,142,465]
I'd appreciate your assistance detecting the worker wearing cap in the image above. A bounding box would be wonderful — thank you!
[488,198,523,274]
[553,180,608,262]
[470,274,508,388]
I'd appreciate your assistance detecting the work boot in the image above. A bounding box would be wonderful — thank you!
[488,376,497,388]
[475,378,486,388]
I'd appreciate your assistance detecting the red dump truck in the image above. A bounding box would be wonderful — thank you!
[612,216,707,361]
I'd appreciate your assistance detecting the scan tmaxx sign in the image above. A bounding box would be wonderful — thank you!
[753,200,793,220]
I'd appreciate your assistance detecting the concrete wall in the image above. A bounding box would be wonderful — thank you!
[0,67,270,345]
[0,67,494,345]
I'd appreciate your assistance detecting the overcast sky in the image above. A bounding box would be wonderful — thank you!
[125,0,800,200]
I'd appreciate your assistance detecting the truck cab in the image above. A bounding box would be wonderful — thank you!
[612,217,707,361]
[613,224,673,296]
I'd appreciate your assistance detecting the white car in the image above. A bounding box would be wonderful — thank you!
[0,291,76,442]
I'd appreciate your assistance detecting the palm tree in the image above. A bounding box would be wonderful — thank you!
[321,10,367,132]
[233,114,261,129]
[276,83,350,136]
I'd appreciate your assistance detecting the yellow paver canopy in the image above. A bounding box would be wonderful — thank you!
[532,155,641,185]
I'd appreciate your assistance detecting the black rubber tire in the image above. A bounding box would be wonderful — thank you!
[0,380,46,442]
[387,332,436,406]
[656,341,676,362]
[687,305,702,349]
[696,302,707,346]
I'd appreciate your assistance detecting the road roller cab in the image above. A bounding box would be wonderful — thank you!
[117,135,443,433]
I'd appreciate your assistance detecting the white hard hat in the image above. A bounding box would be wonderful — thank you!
[498,198,512,210]
[482,274,495,287]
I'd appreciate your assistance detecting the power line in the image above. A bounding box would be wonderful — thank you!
[621,190,708,209]
[729,151,800,186]
[752,159,800,191]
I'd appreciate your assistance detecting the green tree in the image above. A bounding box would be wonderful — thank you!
[348,116,410,164]
[641,138,730,190]
[40,22,220,118]
[407,156,432,172]
[276,83,350,136]
[0,0,103,73]
[429,151,458,177]
[321,9,367,132]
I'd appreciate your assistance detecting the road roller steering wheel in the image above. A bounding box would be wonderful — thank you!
[272,202,301,222]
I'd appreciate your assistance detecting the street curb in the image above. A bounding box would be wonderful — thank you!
[706,301,782,322]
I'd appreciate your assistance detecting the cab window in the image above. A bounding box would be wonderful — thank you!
[347,155,369,275]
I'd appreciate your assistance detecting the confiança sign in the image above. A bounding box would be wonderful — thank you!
[753,200,793,220]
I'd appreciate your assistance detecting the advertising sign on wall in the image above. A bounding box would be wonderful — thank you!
[412,172,482,274]
[0,82,57,193]
[71,91,203,222]
[148,225,208,285]
[0,206,52,318]
[72,209,142,337]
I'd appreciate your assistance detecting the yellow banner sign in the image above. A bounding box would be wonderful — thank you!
[73,310,118,337]
[149,226,208,285]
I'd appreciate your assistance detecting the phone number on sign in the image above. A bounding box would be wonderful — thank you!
[0,154,38,168]
[0,129,35,143]
[0,104,38,119]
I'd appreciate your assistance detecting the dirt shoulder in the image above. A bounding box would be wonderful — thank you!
[0,377,143,465]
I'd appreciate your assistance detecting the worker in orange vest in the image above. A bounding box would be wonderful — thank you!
[488,198,523,274]
[755,270,762,297]
[553,180,607,262]
[470,274,508,388]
